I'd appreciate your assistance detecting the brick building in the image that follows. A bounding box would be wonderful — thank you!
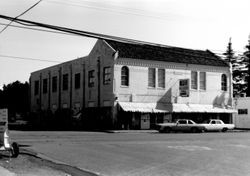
[30,39,236,129]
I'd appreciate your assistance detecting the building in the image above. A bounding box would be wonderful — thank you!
[30,39,236,129]
[234,97,250,129]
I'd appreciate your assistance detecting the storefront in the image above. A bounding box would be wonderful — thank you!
[117,102,236,129]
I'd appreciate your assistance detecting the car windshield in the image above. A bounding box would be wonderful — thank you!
[188,120,194,124]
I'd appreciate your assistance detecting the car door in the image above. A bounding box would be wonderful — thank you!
[174,120,188,131]
[187,120,195,131]
[208,120,217,131]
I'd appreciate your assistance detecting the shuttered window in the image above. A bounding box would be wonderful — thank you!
[191,71,197,90]
[158,69,165,88]
[148,68,156,88]
[199,72,206,90]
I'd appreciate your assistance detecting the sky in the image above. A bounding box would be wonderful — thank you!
[0,0,250,89]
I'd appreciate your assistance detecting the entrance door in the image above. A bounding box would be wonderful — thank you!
[141,114,150,129]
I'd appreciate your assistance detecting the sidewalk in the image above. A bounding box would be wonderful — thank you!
[106,130,158,133]
[0,165,15,176]
[105,129,249,133]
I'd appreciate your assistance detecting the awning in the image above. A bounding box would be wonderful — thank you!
[172,104,237,113]
[118,102,169,113]
[118,102,237,114]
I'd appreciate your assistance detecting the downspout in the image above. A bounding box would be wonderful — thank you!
[228,63,233,124]
[58,67,62,110]
[70,64,73,110]
[82,62,85,109]
[48,71,51,111]
[97,57,101,108]
[39,73,42,111]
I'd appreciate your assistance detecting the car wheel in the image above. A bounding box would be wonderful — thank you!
[164,127,171,133]
[222,128,228,132]
[191,128,198,133]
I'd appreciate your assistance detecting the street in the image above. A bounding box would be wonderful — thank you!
[4,131,250,176]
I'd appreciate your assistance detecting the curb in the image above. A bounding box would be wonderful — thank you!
[105,130,158,133]
[104,129,249,133]
[20,148,101,176]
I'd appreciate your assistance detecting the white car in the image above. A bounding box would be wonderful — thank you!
[156,119,206,133]
[201,119,235,132]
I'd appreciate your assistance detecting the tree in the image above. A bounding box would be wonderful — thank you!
[0,81,29,120]
[245,35,250,96]
[223,38,244,96]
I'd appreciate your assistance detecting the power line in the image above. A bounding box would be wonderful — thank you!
[0,22,79,36]
[0,0,42,34]
[43,0,171,21]
[0,54,62,63]
[0,14,171,47]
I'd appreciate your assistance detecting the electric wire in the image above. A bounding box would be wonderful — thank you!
[0,54,62,63]
[43,0,171,21]
[0,14,171,47]
[0,22,79,36]
[0,0,42,34]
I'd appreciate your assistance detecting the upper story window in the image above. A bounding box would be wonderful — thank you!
[63,73,69,91]
[191,71,198,90]
[103,67,111,85]
[121,66,129,86]
[148,68,156,88]
[179,79,189,97]
[221,74,227,91]
[52,76,57,92]
[34,80,39,95]
[199,72,206,90]
[75,73,81,89]
[158,69,165,88]
[43,78,48,94]
[88,70,95,87]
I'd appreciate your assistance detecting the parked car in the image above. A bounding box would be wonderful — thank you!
[201,119,235,132]
[155,119,206,133]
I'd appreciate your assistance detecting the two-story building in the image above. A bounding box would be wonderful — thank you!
[30,39,236,129]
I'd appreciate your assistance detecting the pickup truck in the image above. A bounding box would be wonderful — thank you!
[156,119,206,133]
[201,119,235,132]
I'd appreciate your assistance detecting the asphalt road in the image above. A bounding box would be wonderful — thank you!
[9,131,250,176]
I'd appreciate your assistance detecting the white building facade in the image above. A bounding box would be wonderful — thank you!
[30,39,236,129]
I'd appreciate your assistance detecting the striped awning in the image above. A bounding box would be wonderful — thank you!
[118,102,169,113]
[172,104,237,113]
[118,102,237,114]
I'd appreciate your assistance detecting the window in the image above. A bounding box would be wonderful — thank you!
[121,66,129,86]
[179,79,189,97]
[63,74,69,91]
[238,109,248,115]
[52,76,57,92]
[75,73,81,89]
[34,80,39,95]
[158,69,165,88]
[191,71,197,89]
[103,67,111,85]
[148,68,156,88]
[88,70,95,87]
[199,72,206,90]
[178,120,187,124]
[221,74,227,91]
[43,78,48,94]
[216,121,222,124]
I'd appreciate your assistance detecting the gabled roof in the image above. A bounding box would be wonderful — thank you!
[105,40,228,67]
